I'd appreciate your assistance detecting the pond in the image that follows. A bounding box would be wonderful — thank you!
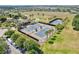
[49,19,63,25]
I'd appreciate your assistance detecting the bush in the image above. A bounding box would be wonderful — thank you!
[23,40,43,54]
[48,40,54,44]
[51,37,56,40]
[56,24,64,30]
[11,32,20,42]
[2,22,16,27]
[23,40,37,50]
[0,38,8,54]
[27,48,43,54]
[0,18,7,23]
[4,30,15,38]
[72,14,79,31]
[27,49,37,54]
[15,36,26,48]
[48,35,57,44]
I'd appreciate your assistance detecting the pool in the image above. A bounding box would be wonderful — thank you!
[49,19,63,25]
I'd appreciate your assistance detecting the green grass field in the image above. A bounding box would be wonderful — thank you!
[40,12,79,54]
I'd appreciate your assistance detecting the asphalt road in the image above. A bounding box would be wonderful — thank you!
[0,28,21,54]
[6,39,21,54]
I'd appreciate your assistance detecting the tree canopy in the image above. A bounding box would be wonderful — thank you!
[4,30,15,38]
[11,32,20,42]
[72,14,79,31]
[0,38,8,54]
[0,18,7,23]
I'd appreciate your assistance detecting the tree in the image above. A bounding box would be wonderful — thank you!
[27,49,38,54]
[4,30,15,38]
[22,16,28,19]
[48,39,54,44]
[13,15,19,19]
[15,36,26,48]
[72,14,79,31]
[56,24,64,30]
[0,38,8,54]
[23,40,39,50]
[23,40,43,54]
[0,18,7,23]
[8,14,12,18]
[11,32,20,42]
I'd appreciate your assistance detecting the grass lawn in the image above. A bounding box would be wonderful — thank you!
[41,13,79,54]
[15,30,37,43]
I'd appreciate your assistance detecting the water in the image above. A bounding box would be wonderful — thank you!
[50,19,63,25]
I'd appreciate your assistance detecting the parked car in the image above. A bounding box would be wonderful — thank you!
[18,48,26,53]
[13,43,19,49]
[8,38,13,45]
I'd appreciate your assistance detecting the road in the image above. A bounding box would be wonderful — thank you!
[6,39,22,54]
[0,28,21,54]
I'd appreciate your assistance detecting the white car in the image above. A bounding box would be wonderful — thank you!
[8,38,13,45]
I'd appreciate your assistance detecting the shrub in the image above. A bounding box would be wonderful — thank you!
[72,14,79,31]
[11,32,20,42]
[4,30,15,38]
[27,48,43,54]
[0,18,7,23]
[15,36,26,48]
[27,49,37,54]
[48,40,54,44]
[0,38,8,54]
[23,40,43,54]
[56,24,64,30]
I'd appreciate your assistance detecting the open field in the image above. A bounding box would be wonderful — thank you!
[41,13,79,54]
[20,11,79,53]
[21,11,71,23]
